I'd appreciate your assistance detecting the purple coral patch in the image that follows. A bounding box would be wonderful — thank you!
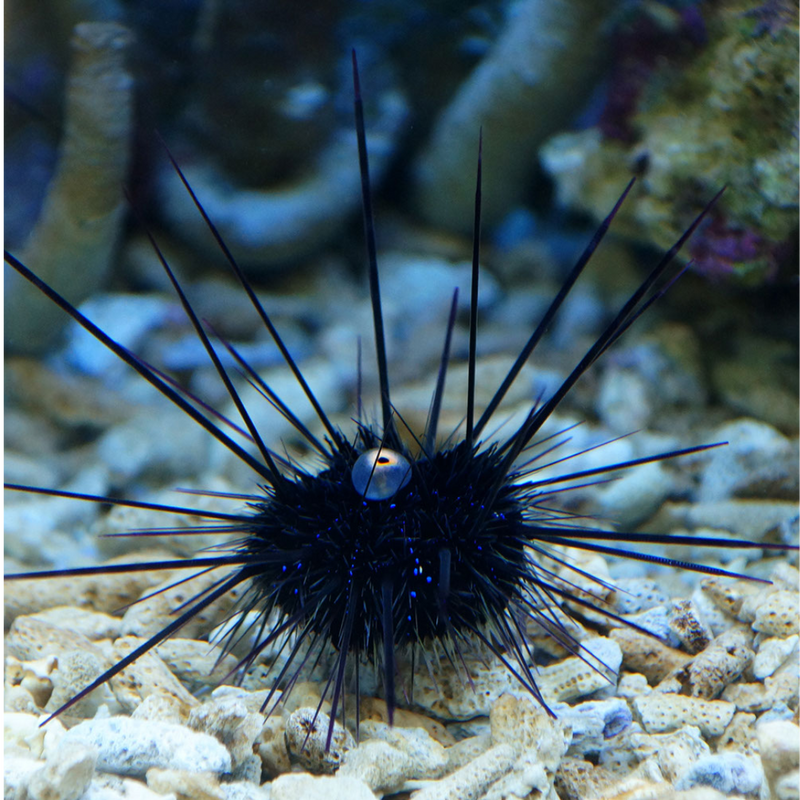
[599,8,707,143]
[689,216,778,279]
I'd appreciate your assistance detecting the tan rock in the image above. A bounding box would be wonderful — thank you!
[4,712,64,759]
[188,693,264,769]
[699,576,757,618]
[722,651,799,712]
[628,725,710,784]
[359,697,456,745]
[339,739,413,795]
[146,767,224,800]
[270,773,376,800]
[537,637,622,704]
[27,740,97,800]
[716,712,758,757]
[6,653,56,709]
[411,656,519,720]
[131,691,191,724]
[668,600,712,655]
[752,590,800,638]
[6,616,106,663]
[255,715,291,778]
[120,570,247,640]
[46,648,120,719]
[443,733,492,772]
[4,550,180,626]
[633,693,735,737]
[753,634,798,679]
[4,685,40,714]
[671,626,754,699]
[154,637,240,691]
[108,635,199,714]
[28,606,122,641]
[610,627,691,684]
[757,720,800,799]
[357,720,448,777]
[408,743,516,800]
[556,757,618,800]
[490,692,569,768]
[284,707,355,775]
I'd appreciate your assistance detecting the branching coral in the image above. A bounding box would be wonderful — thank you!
[413,0,614,233]
[5,21,133,354]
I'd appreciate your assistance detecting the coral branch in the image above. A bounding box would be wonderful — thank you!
[6,21,133,354]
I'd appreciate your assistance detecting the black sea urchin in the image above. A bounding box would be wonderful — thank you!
[4,51,795,752]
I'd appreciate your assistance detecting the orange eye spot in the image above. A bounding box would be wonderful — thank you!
[352,448,412,500]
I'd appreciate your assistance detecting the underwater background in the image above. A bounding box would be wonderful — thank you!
[4,1,799,798]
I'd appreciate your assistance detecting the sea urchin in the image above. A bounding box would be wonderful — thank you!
[5,52,793,754]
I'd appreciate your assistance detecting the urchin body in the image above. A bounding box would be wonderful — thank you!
[246,437,527,654]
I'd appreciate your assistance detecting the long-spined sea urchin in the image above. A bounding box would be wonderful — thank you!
[5,51,797,758]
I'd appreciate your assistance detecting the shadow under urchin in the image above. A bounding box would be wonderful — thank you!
[5,51,794,748]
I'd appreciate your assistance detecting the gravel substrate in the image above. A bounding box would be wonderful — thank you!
[5,236,799,800]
